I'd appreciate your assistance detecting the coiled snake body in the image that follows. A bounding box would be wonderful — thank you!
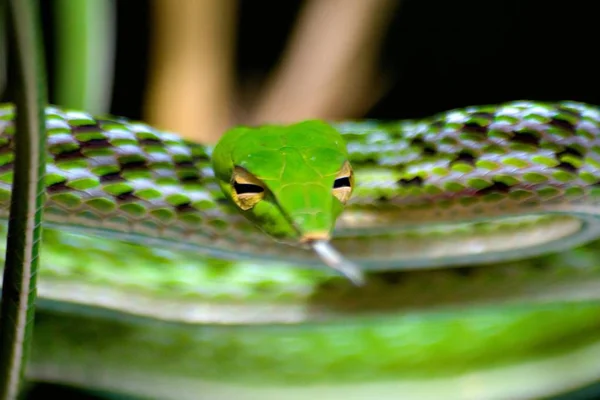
[1,100,600,399]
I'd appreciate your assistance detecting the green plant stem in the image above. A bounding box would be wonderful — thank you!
[0,2,6,94]
[54,0,115,113]
[0,0,47,398]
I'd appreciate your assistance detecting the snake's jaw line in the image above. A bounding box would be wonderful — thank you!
[310,240,365,286]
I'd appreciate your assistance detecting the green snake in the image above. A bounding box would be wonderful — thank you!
[2,100,600,399]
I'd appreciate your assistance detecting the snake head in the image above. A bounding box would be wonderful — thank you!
[212,120,354,244]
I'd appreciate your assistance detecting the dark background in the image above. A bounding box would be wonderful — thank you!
[34,0,600,122]
[15,0,600,398]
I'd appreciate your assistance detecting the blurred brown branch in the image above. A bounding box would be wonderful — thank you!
[252,0,399,124]
[144,0,400,143]
[145,0,236,143]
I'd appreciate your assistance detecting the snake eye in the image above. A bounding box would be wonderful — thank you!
[332,161,353,204]
[333,177,351,189]
[234,182,264,195]
[231,166,266,210]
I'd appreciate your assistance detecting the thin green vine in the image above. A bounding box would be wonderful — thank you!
[0,0,47,398]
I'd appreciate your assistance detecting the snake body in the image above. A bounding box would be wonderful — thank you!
[2,101,600,399]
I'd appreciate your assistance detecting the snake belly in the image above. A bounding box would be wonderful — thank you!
[2,101,600,399]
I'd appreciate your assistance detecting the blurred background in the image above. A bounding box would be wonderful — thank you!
[3,0,600,398]
[4,0,600,144]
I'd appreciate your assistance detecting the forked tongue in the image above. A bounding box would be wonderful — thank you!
[311,240,365,285]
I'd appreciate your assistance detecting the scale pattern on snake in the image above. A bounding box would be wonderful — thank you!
[1,100,600,272]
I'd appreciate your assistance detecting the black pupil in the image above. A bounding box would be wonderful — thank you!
[333,176,351,188]
[234,181,264,194]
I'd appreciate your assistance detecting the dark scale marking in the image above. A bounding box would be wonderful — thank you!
[78,138,111,149]
[175,202,196,213]
[511,130,541,146]
[409,137,437,156]
[175,160,195,168]
[99,172,126,183]
[462,122,488,135]
[71,122,101,133]
[116,191,138,202]
[556,106,581,120]
[397,176,424,187]
[139,138,162,145]
[53,148,84,161]
[568,144,586,157]
[549,117,576,133]
[179,173,203,183]
[119,159,148,170]
[409,137,425,147]
[453,151,476,166]
[47,181,69,193]
[557,146,584,159]
[556,161,578,173]
[422,144,438,156]
[477,182,511,195]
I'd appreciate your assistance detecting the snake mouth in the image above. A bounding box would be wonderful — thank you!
[300,231,331,243]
